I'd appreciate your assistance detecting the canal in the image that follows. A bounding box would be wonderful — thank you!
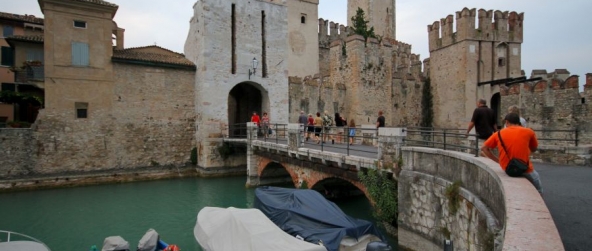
[0,176,397,250]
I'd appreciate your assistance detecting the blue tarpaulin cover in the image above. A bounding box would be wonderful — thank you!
[254,186,386,251]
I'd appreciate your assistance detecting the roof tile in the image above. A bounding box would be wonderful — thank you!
[113,45,195,68]
[0,12,44,24]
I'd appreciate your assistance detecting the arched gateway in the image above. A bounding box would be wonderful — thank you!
[228,82,269,137]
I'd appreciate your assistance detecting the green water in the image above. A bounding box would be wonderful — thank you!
[0,176,396,250]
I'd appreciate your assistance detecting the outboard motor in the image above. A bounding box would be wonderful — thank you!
[102,236,130,251]
[366,241,393,251]
[137,229,159,251]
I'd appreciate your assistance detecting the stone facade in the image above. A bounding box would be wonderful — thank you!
[0,129,36,177]
[428,8,523,129]
[184,0,290,170]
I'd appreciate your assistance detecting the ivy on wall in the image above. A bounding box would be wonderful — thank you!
[420,78,434,128]
[359,168,398,226]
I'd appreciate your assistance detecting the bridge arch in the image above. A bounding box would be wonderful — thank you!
[228,81,269,137]
[256,156,371,200]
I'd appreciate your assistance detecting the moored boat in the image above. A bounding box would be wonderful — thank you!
[254,186,392,251]
[0,230,51,251]
[194,206,327,251]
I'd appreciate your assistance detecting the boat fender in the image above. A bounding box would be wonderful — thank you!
[163,244,180,251]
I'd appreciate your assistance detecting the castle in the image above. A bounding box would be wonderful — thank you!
[1,0,591,178]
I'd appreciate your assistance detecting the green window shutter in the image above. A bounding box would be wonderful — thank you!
[1,46,14,66]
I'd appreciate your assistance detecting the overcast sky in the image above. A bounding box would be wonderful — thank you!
[5,0,591,89]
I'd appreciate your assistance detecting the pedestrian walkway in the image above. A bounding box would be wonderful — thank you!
[535,162,592,251]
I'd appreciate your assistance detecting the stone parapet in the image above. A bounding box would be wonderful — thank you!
[399,147,563,251]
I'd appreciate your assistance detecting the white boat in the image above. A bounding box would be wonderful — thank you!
[194,207,327,251]
[0,230,51,251]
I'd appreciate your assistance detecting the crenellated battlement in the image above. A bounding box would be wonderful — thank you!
[428,7,524,51]
[318,18,351,48]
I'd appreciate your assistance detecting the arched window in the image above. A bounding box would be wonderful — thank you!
[301,15,306,24]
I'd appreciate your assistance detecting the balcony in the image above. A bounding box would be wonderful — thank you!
[14,65,45,84]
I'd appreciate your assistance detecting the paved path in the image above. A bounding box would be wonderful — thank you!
[535,162,592,251]
[253,138,592,250]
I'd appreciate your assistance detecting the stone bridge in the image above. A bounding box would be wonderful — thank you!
[226,123,563,251]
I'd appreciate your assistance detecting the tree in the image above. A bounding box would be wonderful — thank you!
[350,8,376,46]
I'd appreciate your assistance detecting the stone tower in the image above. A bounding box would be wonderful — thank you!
[428,8,524,129]
[347,0,396,39]
[286,0,319,77]
[184,0,290,170]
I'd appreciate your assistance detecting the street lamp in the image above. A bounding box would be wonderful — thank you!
[248,57,258,80]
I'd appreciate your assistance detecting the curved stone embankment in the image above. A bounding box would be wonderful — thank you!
[398,147,563,251]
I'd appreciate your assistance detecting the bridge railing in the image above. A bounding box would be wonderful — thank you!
[404,127,580,157]
[303,126,379,157]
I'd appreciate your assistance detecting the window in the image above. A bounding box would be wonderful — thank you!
[3,26,14,37]
[73,20,87,28]
[75,102,88,119]
[301,15,306,24]
[26,49,44,63]
[498,57,506,67]
[1,46,14,66]
[72,42,89,66]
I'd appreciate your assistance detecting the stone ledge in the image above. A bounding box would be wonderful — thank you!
[401,147,564,251]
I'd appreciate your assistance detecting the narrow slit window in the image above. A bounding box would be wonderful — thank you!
[74,20,87,28]
[301,15,306,24]
[231,4,236,74]
[262,11,267,78]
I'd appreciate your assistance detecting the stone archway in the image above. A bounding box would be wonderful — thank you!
[259,162,293,186]
[310,177,365,200]
[228,82,268,137]
[490,92,501,126]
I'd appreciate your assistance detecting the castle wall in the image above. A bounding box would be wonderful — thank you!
[428,8,524,129]
[501,71,592,146]
[185,0,289,169]
[329,36,393,126]
[31,64,195,174]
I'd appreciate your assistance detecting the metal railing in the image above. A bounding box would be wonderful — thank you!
[404,127,580,156]
[222,123,580,157]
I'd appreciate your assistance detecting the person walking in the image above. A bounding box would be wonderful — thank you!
[465,99,497,140]
[298,111,308,140]
[251,111,261,136]
[314,112,323,144]
[306,113,314,142]
[322,111,334,144]
[481,113,543,194]
[376,110,385,128]
[507,105,527,127]
[348,119,356,145]
[261,112,270,138]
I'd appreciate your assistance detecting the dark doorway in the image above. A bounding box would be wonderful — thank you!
[490,93,501,127]
[229,82,262,137]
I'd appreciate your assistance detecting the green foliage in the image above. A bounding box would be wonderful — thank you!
[350,8,376,46]
[7,120,32,128]
[420,78,434,128]
[445,181,463,215]
[0,90,44,106]
[359,169,398,225]
[341,41,347,57]
[299,180,308,189]
[217,142,234,160]
[190,147,198,165]
[150,160,160,166]
[440,226,451,239]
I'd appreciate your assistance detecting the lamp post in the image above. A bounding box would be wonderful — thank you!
[249,57,258,80]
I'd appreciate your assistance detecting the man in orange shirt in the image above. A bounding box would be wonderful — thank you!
[481,113,543,194]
